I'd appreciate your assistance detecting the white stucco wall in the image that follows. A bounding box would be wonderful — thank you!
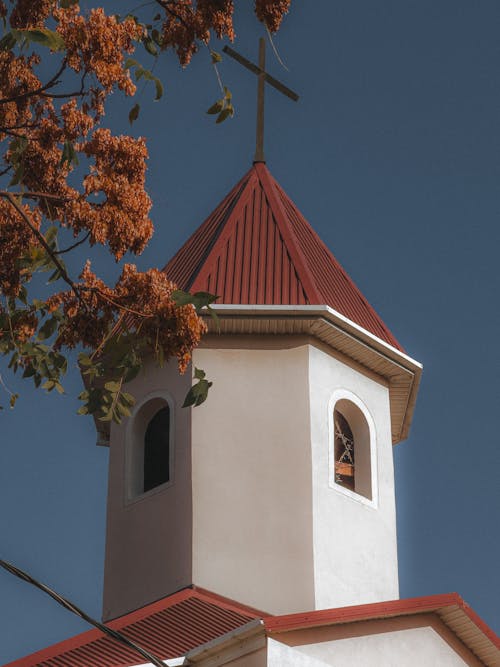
[191,338,315,615]
[308,344,399,608]
[103,334,400,620]
[268,627,473,666]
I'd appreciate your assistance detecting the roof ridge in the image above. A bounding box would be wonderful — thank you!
[189,169,259,296]
[272,178,403,350]
[254,163,322,304]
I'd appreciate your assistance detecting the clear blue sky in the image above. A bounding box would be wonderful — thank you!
[1,2,499,663]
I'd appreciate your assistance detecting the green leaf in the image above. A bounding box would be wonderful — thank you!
[224,86,232,100]
[172,290,218,311]
[9,393,19,408]
[60,139,79,167]
[124,57,140,70]
[120,392,135,406]
[129,103,140,125]
[153,77,163,101]
[78,353,93,367]
[123,364,140,382]
[38,316,58,340]
[47,269,61,284]
[0,32,17,51]
[194,367,206,380]
[182,378,213,408]
[44,226,58,247]
[18,285,28,305]
[22,365,36,378]
[151,29,162,47]
[143,35,158,56]
[104,381,121,392]
[211,50,222,64]
[42,380,55,391]
[216,107,232,124]
[8,352,19,370]
[207,100,224,115]
[24,29,65,52]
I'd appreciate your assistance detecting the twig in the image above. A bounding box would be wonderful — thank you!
[265,25,289,71]
[81,286,150,318]
[39,90,86,99]
[54,231,90,255]
[3,190,73,202]
[0,61,67,105]
[0,192,83,304]
[0,372,16,397]
[206,44,224,95]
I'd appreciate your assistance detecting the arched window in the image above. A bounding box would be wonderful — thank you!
[334,410,355,491]
[126,394,174,501]
[330,396,374,503]
[143,406,170,492]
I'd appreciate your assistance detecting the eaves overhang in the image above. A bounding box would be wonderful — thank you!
[264,593,500,667]
[202,304,423,445]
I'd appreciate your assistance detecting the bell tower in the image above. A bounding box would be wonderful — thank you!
[101,162,422,622]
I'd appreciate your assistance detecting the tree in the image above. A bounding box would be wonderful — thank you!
[0,0,291,423]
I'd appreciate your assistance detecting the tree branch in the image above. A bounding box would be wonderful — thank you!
[0,61,66,106]
[0,192,82,303]
[5,190,73,202]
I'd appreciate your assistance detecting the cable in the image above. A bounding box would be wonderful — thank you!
[0,558,166,667]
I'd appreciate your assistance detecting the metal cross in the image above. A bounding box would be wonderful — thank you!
[223,37,299,163]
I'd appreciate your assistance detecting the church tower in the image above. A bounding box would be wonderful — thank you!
[101,161,422,622]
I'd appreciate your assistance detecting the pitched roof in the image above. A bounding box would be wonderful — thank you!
[164,162,403,351]
[264,593,500,667]
[4,587,260,667]
[7,591,499,667]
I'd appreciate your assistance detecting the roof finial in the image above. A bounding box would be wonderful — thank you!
[223,37,299,164]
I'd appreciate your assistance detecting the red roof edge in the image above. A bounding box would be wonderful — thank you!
[264,592,499,649]
[191,585,269,619]
[3,586,261,667]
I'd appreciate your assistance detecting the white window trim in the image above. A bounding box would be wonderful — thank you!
[124,390,175,505]
[328,388,378,509]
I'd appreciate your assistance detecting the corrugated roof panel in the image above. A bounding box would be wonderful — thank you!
[162,162,401,350]
[5,588,259,667]
[273,176,402,350]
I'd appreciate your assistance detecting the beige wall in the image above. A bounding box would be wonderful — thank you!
[102,358,192,621]
[308,343,399,608]
[191,339,315,614]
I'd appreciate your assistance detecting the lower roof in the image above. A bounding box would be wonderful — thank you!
[6,590,499,667]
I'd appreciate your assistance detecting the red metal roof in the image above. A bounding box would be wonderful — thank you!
[164,162,403,351]
[5,587,260,667]
[264,593,500,667]
[7,590,499,667]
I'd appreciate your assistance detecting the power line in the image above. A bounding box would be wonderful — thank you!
[0,558,166,667]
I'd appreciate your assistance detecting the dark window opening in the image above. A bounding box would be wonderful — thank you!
[143,406,170,493]
[334,409,355,491]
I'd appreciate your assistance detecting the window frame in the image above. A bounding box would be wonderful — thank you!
[328,389,378,509]
[124,390,175,504]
